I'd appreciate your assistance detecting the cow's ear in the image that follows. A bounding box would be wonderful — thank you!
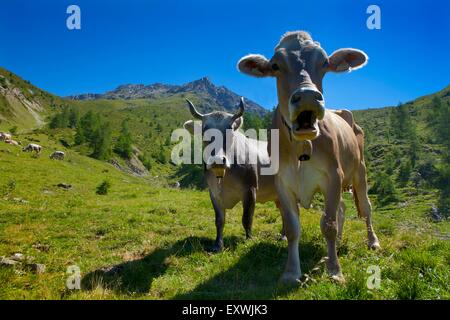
[183,120,202,135]
[327,48,368,73]
[232,117,243,131]
[238,54,274,78]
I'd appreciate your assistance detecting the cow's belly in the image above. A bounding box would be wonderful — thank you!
[256,174,277,203]
[221,190,243,209]
[207,168,278,209]
[207,174,245,209]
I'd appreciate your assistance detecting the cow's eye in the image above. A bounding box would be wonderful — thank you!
[272,63,280,71]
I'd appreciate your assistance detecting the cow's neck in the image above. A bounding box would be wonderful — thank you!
[274,106,301,164]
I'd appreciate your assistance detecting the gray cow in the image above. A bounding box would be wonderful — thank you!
[184,98,279,252]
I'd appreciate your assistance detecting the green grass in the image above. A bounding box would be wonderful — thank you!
[0,137,448,300]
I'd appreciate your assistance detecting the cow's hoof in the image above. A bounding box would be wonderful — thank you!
[326,261,344,284]
[208,244,223,253]
[279,272,302,286]
[368,236,381,250]
[277,233,287,241]
[330,273,346,284]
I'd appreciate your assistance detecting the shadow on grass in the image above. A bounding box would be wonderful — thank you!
[81,236,240,294]
[173,240,325,299]
[81,236,324,299]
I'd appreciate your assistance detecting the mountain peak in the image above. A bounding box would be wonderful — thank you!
[193,76,211,83]
[67,78,267,115]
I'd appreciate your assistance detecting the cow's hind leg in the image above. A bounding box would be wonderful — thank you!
[322,170,345,283]
[337,200,346,243]
[353,163,380,250]
[242,187,256,239]
[210,192,226,252]
[275,200,287,240]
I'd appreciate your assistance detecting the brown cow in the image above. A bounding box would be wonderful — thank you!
[238,31,380,284]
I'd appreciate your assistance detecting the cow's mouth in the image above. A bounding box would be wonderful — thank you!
[209,165,226,179]
[292,111,319,141]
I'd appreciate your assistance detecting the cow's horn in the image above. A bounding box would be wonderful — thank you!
[186,99,203,120]
[232,97,245,121]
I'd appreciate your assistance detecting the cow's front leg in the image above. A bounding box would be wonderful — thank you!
[322,170,345,283]
[276,179,301,285]
[242,187,256,239]
[210,192,226,253]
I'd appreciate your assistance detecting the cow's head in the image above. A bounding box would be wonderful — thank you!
[183,98,245,178]
[238,31,367,141]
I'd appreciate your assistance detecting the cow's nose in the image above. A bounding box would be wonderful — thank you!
[207,155,229,178]
[290,87,323,106]
[207,155,229,168]
[290,87,325,121]
[213,155,227,166]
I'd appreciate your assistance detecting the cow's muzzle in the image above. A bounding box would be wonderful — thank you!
[289,87,325,141]
[206,155,230,178]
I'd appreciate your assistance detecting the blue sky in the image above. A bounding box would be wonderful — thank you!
[0,0,449,109]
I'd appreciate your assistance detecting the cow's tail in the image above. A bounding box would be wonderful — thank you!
[352,187,364,218]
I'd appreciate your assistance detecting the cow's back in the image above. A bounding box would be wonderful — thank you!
[315,111,361,184]
[332,109,365,161]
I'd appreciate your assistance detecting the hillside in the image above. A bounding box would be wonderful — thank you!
[65,95,201,182]
[354,85,449,186]
[68,77,267,116]
[354,85,450,155]
[0,68,268,185]
[0,67,64,130]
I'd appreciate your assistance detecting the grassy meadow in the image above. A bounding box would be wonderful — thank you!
[0,133,448,300]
